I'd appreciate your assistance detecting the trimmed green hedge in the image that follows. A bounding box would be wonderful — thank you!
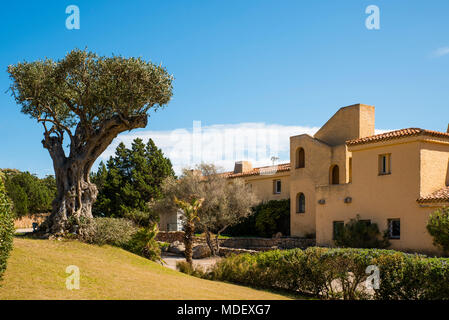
[0,178,14,283]
[206,247,449,300]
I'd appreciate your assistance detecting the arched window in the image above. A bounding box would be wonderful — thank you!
[296,148,305,168]
[330,165,339,185]
[297,193,305,213]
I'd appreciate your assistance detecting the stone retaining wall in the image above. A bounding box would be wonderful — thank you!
[218,237,315,250]
[156,231,315,251]
[155,231,184,243]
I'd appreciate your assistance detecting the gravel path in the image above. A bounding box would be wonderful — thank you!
[14,228,34,234]
[160,253,222,271]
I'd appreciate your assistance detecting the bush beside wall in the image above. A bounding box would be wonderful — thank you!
[334,215,390,249]
[427,207,449,254]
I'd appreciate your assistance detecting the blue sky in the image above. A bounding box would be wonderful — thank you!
[1,0,449,176]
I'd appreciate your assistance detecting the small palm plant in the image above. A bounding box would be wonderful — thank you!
[174,196,204,265]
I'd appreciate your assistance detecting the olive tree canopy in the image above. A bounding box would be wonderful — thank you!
[8,49,173,235]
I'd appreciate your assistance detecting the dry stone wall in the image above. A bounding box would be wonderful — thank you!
[156,231,315,251]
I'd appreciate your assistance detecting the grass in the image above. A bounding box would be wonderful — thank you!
[0,238,293,300]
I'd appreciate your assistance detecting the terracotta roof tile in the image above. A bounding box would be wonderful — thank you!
[417,187,449,204]
[222,163,291,179]
[347,128,449,146]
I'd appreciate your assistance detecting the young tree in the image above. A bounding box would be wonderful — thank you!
[198,165,258,255]
[0,178,14,283]
[8,49,173,235]
[174,197,204,265]
[94,138,174,225]
[156,164,258,256]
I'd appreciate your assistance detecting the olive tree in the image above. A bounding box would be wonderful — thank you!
[8,49,173,235]
[155,164,259,256]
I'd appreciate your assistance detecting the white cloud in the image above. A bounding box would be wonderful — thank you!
[98,122,319,175]
[431,47,449,58]
[97,122,393,176]
[374,128,393,135]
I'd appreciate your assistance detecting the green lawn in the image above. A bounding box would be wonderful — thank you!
[0,238,292,300]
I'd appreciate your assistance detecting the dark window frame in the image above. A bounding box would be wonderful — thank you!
[297,193,305,213]
[388,219,400,239]
[273,179,281,194]
[378,153,392,175]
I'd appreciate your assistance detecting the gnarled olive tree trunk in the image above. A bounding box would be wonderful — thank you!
[48,161,98,235]
[43,115,147,235]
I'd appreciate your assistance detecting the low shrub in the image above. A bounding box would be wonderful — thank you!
[125,223,161,261]
[427,207,449,254]
[206,247,449,300]
[158,241,170,252]
[334,215,390,249]
[78,217,138,247]
[0,178,14,283]
[176,261,207,278]
[74,217,162,261]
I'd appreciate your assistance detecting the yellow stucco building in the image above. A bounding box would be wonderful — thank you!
[225,104,449,254]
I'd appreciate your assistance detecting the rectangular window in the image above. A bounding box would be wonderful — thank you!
[388,219,400,239]
[273,180,281,194]
[333,221,344,240]
[378,154,391,175]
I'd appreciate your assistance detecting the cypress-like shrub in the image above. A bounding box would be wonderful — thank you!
[0,178,15,283]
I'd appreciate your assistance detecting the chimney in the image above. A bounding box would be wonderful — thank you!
[233,161,252,174]
[447,124,449,133]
